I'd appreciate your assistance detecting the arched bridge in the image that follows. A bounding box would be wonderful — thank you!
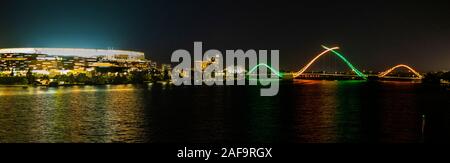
[378,64,423,79]
[246,45,423,81]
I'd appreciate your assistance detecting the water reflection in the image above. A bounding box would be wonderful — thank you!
[292,80,340,143]
[0,81,448,143]
[0,85,147,143]
[280,80,428,143]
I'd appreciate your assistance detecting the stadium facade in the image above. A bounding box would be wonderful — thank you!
[0,48,157,76]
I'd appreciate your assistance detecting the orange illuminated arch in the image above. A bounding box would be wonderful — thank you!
[379,64,423,78]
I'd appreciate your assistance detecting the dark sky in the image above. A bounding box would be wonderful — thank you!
[0,0,449,71]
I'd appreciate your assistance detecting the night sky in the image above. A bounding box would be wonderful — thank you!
[0,0,449,71]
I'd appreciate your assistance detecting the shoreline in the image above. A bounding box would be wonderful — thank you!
[0,81,172,88]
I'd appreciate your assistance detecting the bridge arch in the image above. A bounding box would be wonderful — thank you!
[293,45,367,79]
[379,64,423,78]
[247,63,283,77]
[247,46,367,79]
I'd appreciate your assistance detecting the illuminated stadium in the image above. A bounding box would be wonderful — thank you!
[0,48,152,75]
[0,48,145,61]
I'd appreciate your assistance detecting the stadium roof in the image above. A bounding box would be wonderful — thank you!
[0,48,144,58]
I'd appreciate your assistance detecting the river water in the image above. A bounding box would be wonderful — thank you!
[0,80,448,143]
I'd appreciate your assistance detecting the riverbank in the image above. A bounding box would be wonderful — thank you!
[0,81,172,88]
[0,84,30,88]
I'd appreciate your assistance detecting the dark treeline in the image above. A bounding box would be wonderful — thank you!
[423,71,450,84]
[0,67,171,85]
[1,69,449,86]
